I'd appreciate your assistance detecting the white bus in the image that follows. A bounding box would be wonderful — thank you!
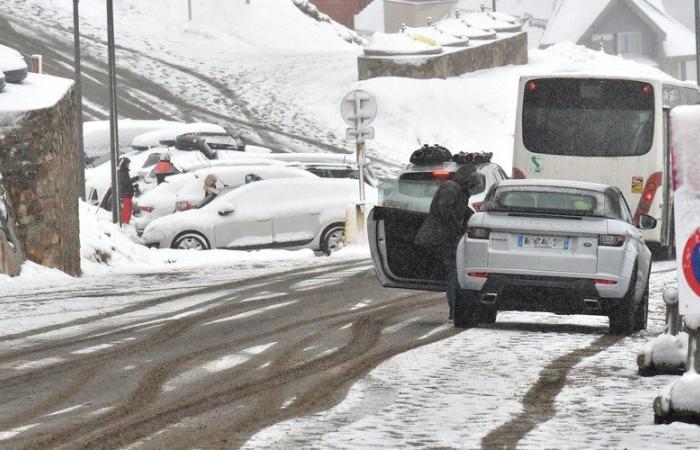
[512,74,700,254]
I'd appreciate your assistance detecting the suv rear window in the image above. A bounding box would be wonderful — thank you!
[485,187,603,217]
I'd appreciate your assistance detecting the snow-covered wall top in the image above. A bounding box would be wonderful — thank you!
[0,73,73,126]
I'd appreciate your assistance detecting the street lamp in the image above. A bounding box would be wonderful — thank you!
[106,0,121,224]
[695,0,700,86]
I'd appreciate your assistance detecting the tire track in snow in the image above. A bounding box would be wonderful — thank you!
[480,334,624,450]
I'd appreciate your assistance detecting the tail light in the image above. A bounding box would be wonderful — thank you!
[432,170,452,181]
[472,201,483,212]
[633,172,662,224]
[468,272,489,278]
[468,227,490,239]
[599,235,625,247]
[139,206,154,213]
[176,201,193,211]
[512,167,526,179]
[595,279,618,285]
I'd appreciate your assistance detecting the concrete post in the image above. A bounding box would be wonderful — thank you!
[106,0,121,224]
[73,0,86,201]
[30,55,42,74]
[663,287,681,336]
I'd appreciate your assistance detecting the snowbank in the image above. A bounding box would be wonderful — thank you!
[0,73,73,125]
[639,333,688,374]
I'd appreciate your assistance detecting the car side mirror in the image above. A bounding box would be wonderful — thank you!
[217,203,235,216]
[638,214,657,230]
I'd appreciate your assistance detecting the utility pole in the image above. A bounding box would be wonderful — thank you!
[188,0,193,21]
[106,0,121,224]
[695,0,700,86]
[72,0,86,200]
[492,0,496,12]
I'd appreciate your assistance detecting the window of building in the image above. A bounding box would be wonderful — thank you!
[617,31,642,55]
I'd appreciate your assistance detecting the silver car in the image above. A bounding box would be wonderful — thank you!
[456,180,654,334]
[369,179,654,335]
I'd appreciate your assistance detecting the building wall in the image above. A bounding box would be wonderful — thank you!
[358,31,528,80]
[310,0,373,29]
[384,0,458,32]
[0,89,81,276]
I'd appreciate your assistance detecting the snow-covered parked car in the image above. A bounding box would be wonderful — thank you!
[142,178,366,254]
[133,165,317,233]
[0,44,28,83]
[129,123,255,152]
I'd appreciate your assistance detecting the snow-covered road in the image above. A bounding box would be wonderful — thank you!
[2,258,698,449]
[245,262,700,449]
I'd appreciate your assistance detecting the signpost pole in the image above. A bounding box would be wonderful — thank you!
[72,0,85,201]
[357,137,366,203]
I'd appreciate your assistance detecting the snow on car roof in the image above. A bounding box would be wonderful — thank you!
[497,179,611,192]
[130,123,227,148]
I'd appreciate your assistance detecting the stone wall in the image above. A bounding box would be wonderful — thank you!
[0,88,81,276]
[0,178,23,277]
[358,32,528,80]
[310,0,373,29]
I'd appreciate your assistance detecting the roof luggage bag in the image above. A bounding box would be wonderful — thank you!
[410,144,452,165]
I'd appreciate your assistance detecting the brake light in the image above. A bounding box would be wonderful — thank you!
[467,227,490,239]
[633,172,662,224]
[176,201,193,211]
[512,167,526,179]
[472,201,483,211]
[139,206,154,213]
[432,170,452,180]
[599,235,625,247]
[642,84,652,94]
[527,81,537,91]
[595,279,618,285]
[468,272,489,279]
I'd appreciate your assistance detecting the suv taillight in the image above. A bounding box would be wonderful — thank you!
[432,170,452,181]
[472,201,483,211]
[599,235,625,247]
[468,227,490,239]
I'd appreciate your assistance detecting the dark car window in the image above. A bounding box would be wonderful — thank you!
[604,188,622,220]
[484,186,604,217]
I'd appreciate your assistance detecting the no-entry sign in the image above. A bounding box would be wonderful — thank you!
[683,230,700,298]
[671,106,700,315]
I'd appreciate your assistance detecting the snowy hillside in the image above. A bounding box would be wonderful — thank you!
[4,0,685,176]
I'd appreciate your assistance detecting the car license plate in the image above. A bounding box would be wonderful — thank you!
[518,235,569,250]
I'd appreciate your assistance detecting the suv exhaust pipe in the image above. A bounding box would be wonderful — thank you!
[583,299,602,311]
[481,293,497,304]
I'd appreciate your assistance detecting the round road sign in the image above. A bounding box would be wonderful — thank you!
[682,228,700,297]
[340,90,377,129]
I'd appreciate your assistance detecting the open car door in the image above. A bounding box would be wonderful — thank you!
[368,206,447,292]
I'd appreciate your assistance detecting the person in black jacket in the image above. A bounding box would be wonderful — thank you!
[415,164,485,320]
[118,157,135,224]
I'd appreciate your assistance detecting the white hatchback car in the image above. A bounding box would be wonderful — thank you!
[456,180,654,334]
[142,178,366,254]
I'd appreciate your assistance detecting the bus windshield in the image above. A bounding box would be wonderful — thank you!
[522,78,655,157]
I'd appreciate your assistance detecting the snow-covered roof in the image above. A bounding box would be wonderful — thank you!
[541,0,696,57]
[0,73,73,125]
